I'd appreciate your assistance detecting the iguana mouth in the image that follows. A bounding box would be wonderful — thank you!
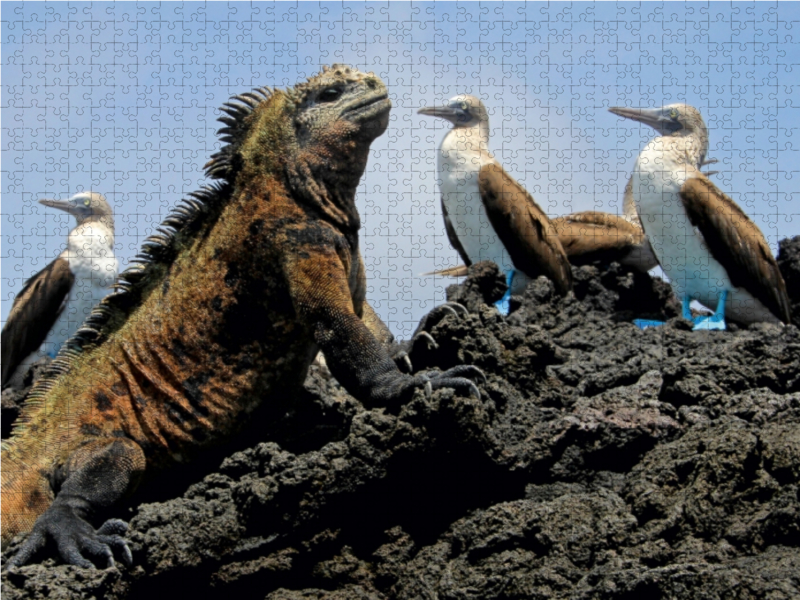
[343,93,391,122]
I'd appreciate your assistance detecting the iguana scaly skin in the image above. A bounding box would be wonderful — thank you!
[1,65,483,568]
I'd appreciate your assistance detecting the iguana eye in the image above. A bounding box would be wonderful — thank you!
[319,87,343,102]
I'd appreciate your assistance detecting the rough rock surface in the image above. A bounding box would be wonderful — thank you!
[3,239,800,599]
[778,236,800,330]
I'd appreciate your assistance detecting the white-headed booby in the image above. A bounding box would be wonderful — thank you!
[2,192,117,387]
[424,161,721,279]
[609,104,791,329]
[557,160,719,273]
[418,95,572,314]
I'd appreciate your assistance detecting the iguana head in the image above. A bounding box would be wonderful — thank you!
[205,64,391,230]
[291,64,392,149]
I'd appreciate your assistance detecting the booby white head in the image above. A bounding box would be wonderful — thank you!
[2,191,117,387]
[418,95,572,314]
[610,103,790,329]
[417,94,490,131]
[38,191,115,228]
[610,104,710,176]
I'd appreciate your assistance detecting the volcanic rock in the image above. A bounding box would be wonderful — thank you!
[3,239,800,600]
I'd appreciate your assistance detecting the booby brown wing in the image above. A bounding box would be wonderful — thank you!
[679,174,791,323]
[478,163,572,295]
[622,174,642,226]
[1,258,74,386]
[441,195,471,267]
[553,211,651,267]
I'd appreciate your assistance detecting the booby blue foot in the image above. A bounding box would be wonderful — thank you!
[682,294,694,321]
[692,290,727,331]
[494,270,515,316]
[633,319,665,330]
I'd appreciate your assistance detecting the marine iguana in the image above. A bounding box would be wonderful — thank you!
[1,65,483,568]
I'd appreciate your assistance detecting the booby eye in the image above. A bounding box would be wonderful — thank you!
[83,199,91,206]
[460,102,468,111]
[318,87,343,102]
[669,108,679,119]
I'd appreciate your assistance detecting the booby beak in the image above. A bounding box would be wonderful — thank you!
[608,106,666,129]
[609,106,684,136]
[418,104,462,125]
[39,193,92,220]
[39,197,77,214]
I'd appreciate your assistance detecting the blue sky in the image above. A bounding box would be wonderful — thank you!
[2,2,799,337]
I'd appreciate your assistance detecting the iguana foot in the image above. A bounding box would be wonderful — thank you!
[397,302,469,372]
[7,506,132,569]
[419,365,486,399]
[400,331,437,368]
[411,302,468,338]
[369,364,485,407]
[391,348,414,373]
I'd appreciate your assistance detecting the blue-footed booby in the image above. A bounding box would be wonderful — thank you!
[1,192,117,387]
[418,95,572,314]
[609,104,790,329]
[557,161,719,273]
[425,162,720,279]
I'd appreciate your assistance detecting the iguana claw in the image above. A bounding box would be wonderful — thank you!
[390,302,470,374]
[391,349,414,374]
[412,331,438,350]
[411,302,469,337]
[420,365,486,399]
[438,302,468,318]
[7,506,132,569]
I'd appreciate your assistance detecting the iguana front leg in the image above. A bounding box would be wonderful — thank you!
[8,437,145,568]
[286,248,484,406]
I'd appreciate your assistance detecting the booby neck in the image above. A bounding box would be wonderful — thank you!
[637,131,707,176]
[440,120,491,157]
[68,214,116,246]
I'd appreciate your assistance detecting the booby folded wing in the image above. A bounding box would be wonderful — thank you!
[478,163,572,295]
[553,211,647,266]
[622,175,642,226]
[1,258,75,385]
[679,174,791,324]
[440,195,472,267]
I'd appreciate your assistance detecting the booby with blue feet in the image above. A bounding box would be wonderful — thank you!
[418,95,572,314]
[1,192,117,387]
[425,164,719,279]
[609,104,790,330]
